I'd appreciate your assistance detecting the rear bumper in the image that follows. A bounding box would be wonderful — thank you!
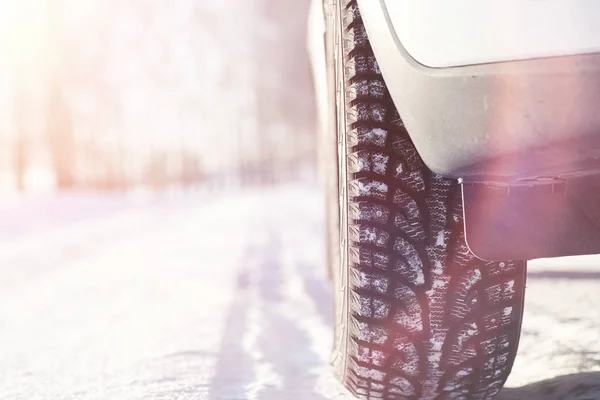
[359,0,600,183]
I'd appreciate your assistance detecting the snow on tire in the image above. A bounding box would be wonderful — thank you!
[330,1,527,399]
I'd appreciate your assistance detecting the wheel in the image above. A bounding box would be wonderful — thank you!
[328,1,528,399]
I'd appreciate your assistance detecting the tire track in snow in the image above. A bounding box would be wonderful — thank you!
[269,190,351,399]
[255,229,327,400]
[208,269,256,400]
[241,243,285,400]
[208,227,285,400]
[209,188,341,399]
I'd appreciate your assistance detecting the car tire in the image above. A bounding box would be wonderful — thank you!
[329,1,528,399]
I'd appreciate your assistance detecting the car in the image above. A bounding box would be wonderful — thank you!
[307,1,600,398]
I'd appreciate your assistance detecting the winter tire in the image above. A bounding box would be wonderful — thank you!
[328,2,528,399]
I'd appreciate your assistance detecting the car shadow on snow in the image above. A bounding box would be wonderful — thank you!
[498,372,600,400]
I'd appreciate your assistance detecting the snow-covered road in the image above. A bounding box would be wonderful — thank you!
[1,185,599,399]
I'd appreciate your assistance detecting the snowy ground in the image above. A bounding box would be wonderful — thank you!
[0,184,599,400]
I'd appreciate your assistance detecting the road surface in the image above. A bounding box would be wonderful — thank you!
[1,185,599,399]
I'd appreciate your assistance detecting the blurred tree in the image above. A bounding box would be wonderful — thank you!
[253,0,316,184]
[46,80,76,189]
[180,150,204,188]
[12,76,27,193]
[45,0,76,189]
[146,151,168,194]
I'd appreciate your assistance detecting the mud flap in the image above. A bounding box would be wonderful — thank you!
[462,177,600,261]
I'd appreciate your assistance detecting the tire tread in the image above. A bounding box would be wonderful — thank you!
[334,1,527,399]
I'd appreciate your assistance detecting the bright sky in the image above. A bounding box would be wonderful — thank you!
[0,0,49,64]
